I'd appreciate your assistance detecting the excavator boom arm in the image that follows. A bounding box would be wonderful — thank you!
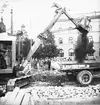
[21,3,90,75]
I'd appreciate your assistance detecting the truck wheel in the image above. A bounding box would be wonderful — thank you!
[77,70,93,85]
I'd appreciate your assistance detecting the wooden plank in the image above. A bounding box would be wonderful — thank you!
[53,100,62,105]
[21,93,30,105]
[29,95,34,105]
[34,100,42,105]
[35,100,65,105]
[40,100,49,105]
[13,89,25,105]
[0,92,12,105]
[31,89,39,100]
[47,100,54,105]
[1,87,20,105]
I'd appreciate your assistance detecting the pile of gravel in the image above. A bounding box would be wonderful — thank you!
[31,84,100,101]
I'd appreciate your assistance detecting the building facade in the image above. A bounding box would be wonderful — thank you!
[51,12,100,61]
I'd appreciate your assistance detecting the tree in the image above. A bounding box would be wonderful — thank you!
[43,31,55,45]
[33,44,59,58]
[87,41,95,55]
[21,38,31,57]
[0,18,6,33]
[33,32,59,58]
[16,37,31,61]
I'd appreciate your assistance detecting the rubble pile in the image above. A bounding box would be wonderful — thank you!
[31,70,65,82]
[31,84,100,101]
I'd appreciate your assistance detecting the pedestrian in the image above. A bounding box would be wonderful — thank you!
[39,58,43,70]
[47,58,51,70]
[33,58,38,69]
[43,58,48,70]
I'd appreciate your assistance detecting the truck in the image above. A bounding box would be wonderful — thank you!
[1,3,100,92]
[50,3,100,85]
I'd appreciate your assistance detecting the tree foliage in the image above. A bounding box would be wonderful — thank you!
[87,41,95,54]
[0,18,6,33]
[16,31,59,59]
[33,44,59,58]
[16,37,31,60]
[21,38,31,57]
[33,32,59,58]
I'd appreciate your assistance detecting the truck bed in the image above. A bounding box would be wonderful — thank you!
[59,61,100,71]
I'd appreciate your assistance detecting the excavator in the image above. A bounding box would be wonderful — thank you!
[7,3,100,91]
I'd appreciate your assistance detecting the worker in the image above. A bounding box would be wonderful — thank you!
[32,58,38,69]
[47,58,51,70]
[0,52,7,69]
[44,57,51,70]
[4,51,10,67]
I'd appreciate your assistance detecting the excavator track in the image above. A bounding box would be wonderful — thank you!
[0,73,32,93]
[7,74,32,91]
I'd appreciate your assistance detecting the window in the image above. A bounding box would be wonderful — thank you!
[59,49,64,57]
[69,37,73,44]
[88,36,93,42]
[88,53,94,56]
[68,48,74,56]
[59,37,63,44]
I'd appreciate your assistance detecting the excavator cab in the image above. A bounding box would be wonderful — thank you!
[0,33,16,74]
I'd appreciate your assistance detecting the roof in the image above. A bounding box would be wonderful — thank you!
[0,33,16,41]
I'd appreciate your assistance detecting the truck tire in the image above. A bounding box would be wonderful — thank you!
[77,70,93,85]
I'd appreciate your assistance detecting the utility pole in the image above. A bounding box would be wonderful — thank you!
[11,9,13,35]
[17,30,21,63]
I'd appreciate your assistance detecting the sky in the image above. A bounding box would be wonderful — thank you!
[0,0,100,39]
